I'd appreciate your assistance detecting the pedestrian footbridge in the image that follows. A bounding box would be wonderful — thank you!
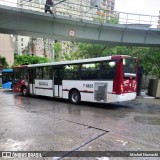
[0,0,160,47]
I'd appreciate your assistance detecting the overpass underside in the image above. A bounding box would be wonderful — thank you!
[0,5,160,47]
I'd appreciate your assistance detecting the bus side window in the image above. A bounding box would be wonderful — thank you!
[14,69,20,82]
[29,69,36,83]
[43,66,52,79]
[64,64,79,80]
[36,68,42,79]
[101,61,116,80]
[54,67,63,85]
[21,68,28,79]
[81,63,100,80]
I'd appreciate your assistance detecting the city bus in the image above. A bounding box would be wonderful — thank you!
[2,69,13,89]
[13,55,138,104]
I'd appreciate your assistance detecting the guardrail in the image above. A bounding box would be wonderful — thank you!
[0,0,159,28]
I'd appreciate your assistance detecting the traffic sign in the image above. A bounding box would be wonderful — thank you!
[68,29,75,37]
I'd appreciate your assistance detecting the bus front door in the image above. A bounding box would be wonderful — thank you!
[29,69,35,94]
[54,68,63,97]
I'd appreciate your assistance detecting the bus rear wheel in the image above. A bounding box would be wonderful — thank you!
[22,87,28,96]
[69,90,80,104]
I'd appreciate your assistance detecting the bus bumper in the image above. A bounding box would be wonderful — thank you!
[115,92,137,102]
[13,87,21,93]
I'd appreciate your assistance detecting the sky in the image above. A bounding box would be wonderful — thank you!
[115,0,160,16]
[0,0,17,7]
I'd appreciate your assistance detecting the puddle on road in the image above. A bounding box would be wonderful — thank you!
[1,138,31,150]
[134,116,160,125]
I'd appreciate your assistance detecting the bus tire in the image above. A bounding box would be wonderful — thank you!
[69,90,81,104]
[22,86,28,96]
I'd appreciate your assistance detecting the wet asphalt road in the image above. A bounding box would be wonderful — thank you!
[0,89,160,160]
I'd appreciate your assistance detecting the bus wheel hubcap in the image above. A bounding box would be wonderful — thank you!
[72,93,78,102]
[23,88,26,95]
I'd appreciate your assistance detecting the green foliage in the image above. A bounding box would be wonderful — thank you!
[110,46,158,76]
[53,40,160,78]
[142,48,160,77]
[13,54,49,66]
[93,12,119,24]
[72,43,160,78]
[54,41,80,61]
[78,43,107,58]
[93,16,105,23]
[0,55,8,69]
[54,42,62,61]
[106,17,119,24]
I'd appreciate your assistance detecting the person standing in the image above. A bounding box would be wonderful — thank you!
[45,0,54,14]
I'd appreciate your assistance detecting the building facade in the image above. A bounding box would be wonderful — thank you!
[13,35,30,55]
[15,0,116,60]
[0,34,14,66]
[16,0,54,58]
[55,0,116,18]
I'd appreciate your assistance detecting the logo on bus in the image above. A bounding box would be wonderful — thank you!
[39,82,48,86]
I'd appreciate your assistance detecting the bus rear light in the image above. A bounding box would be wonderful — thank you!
[134,83,137,90]
[132,81,137,90]
[121,84,124,92]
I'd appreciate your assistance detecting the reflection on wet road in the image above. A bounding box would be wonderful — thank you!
[0,90,160,160]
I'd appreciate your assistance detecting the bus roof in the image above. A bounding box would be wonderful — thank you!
[2,69,13,72]
[27,55,135,68]
[13,55,137,68]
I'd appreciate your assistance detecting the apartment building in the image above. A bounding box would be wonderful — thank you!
[56,0,115,17]
[13,35,30,55]
[0,34,14,66]
[16,0,116,60]
[29,38,54,58]
[56,0,116,61]
[15,0,54,58]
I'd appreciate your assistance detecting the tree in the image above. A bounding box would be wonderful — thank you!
[13,55,49,66]
[76,43,160,78]
[142,48,160,78]
[54,42,62,61]
[78,43,107,58]
[0,56,8,71]
[93,10,119,24]
[53,40,160,78]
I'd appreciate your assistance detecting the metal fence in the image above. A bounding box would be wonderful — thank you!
[0,0,159,28]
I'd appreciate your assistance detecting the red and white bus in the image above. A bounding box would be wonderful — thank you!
[13,55,138,104]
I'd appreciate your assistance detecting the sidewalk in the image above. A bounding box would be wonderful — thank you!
[136,90,160,105]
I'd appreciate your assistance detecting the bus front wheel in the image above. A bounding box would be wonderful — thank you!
[69,90,80,104]
[22,87,28,96]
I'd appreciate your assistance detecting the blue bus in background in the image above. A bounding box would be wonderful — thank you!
[0,73,2,87]
[2,69,13,89]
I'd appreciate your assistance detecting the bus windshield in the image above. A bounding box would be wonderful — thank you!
[13,68,28,82]
[0,74,2,84]
[2,72,13,83]
[123,57,137,78]
[13,68,20,82]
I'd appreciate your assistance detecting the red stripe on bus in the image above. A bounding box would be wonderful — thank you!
[63,89,93,93]
[35,87,53,90]
[63,89,69,91]
[79,90,94,93]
